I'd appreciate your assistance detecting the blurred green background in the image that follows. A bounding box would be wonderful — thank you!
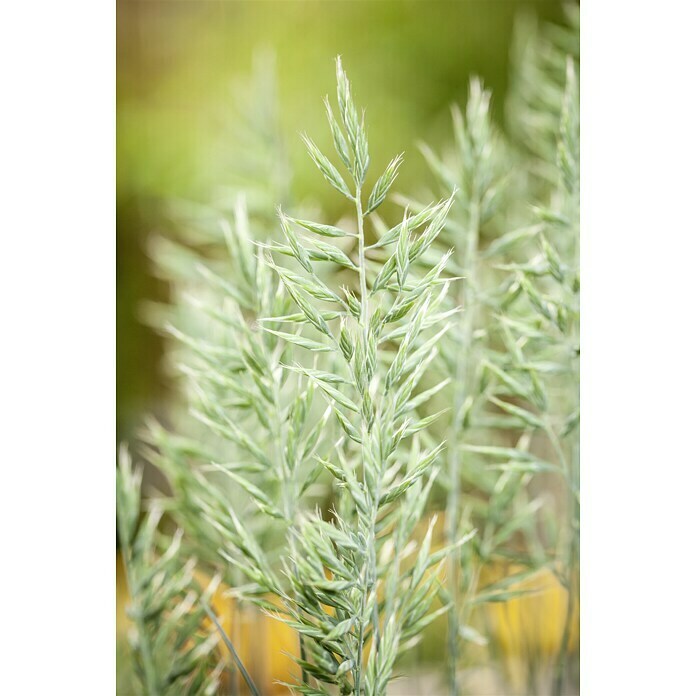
[117,0,568,449]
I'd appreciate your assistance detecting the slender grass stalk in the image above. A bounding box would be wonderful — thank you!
[267,338,310,684]
[354,183,368,695]
[445,197,480,695]
[203,602,260,696]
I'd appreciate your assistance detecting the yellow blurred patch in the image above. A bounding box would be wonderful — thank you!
[480,562,579,691]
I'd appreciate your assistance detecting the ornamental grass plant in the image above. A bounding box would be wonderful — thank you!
[117,9,579,694]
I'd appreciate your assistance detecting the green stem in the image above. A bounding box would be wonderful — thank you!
[134,612,160,695]
[354,185,385,693]
[356,187,369,344]
[203,602,261,696]
[552,565,575,696]
[267,346,308,686]
[354,185,369,696]
[552,438,579,696]
[445,200,480,695]
[121,548,160,696]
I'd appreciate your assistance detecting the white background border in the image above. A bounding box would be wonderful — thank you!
[1,0,115,691]
[582,0,696,692]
